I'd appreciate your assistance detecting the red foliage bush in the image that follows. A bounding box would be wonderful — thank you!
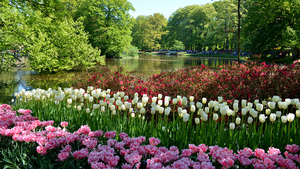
[73,62,300,102]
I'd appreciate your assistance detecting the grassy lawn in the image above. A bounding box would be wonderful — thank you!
[260,56,298,65]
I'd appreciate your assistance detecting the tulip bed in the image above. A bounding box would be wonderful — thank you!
[1,61,300,168]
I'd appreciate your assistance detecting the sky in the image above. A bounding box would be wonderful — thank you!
[128,0,215,20]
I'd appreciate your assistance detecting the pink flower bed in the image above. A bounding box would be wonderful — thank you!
[1,104,300,168]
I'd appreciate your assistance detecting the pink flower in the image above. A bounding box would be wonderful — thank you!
[107,139,117,147]
[263,158,275,169]
[93,130,103,137]
[119,132,128,140]
[284,151,295,160]
[218,157,234,168]
[60,121,68,128]
[104,131,116,139]
[198,144,208,153]
[189,144,198,153]
[36,145,47,155]
[238,147,254,158]
[72,148,89,160]
[57,152,70,161]
[91,162,106,169]
[121,163,133,169]
[125,152,142,165]
[76,125,91,135]
[267,147,281,155]
[197,152,210,163]
[180,149,193,157]
[254,148,266,159]
[108,156,120,167]
[285,144,300,154]
[149,137,161,146]
[238,156,252,166]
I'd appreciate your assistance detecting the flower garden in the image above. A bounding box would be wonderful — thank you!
[1,62,300,168]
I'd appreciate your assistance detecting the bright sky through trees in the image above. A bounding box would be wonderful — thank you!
[128,0,216,19]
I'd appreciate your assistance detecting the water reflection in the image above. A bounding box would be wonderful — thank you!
[0,54,240,104]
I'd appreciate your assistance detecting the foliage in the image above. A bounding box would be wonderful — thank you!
[172,40,185,51]
[131,13,168,51]
[0,0,105,72]
[121,45,139,57]
[73,0,134,58]
[242,0,300,58]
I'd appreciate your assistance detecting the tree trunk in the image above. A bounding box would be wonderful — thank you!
[237,0,241,63]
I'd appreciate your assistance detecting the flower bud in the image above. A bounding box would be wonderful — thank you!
[202,114,208,121]
[158,94,162,100]
[229,123,235,130]
[195,118,200,124]
[272,96,282,103]
[296,110,300,117]
[172,98,177,104]
[162,126,166,131]
[205,107,210,114]
[218,96,223,103]
[140,108,146,114]
[86,108,90,114]
[165,107,171,116]
[247,117,253,124]
[241,99,247,108]
[270,113,276,122]
[241,108,247,115]
[183,114,190,122]
[158,100,163,106]
[67,99,72,105]
[213,113,219,121]
[256,103,263,112]
[202,98,207,104]
[259,114,266,123]
[190,105,196,113]
[276,111,282,118]
[236,117,241,125]
[189,96,194,102]
[265,108,271,115]
[281,115,287,123]
[152,97,157,103]
[287,113,295,122]
[196,102,203,108]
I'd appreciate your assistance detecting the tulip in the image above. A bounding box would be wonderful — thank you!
[151,102,156,107]
[71,95,77,101]
[120,92,125,98]
[140,108,146,114]
[162,126,166,131]
[233,103,239,112]
[241,99,247,107]
[177,95,182,102]
[142,97,149,105]
[55,101,59,105]
[234,100,239,104]
[241,108,247,115]
[195,118,200,124]
[276,111,282,118]
[86,108,90,114]
[256,103,263,112]
[254,99,259,105]
[67,99,72,105]
[278,101,288,109]
[158,94,162,100]
[183,114,190,122]
[287,113,295,122]
[272,96,282,103]
[152,97,157,103]
[159,107,164,114]
[292,98,299,105]
[189,96,194,102]
[296,103,300,109]
[67,105,71,108]
[190,105,196,113]
[214,105,220,112]
[236,117,241,125]
[131,113,135,118]
[172,98,177,104]
[270,113,276,122]
[247,117,253,124]
[101,106,105,112]
[229,123,235,130]
[227,109,234,116]
[213,113,218,121]
[197,109,204,116]
[134,92,138,97]
[165,107,171,116]
[182,97,188,106]
[84,93,90,100]
[247,103,253,108]
[124,96,129,101]
[262,101,267,105]
[208,101,215,108]
[121,104,126,111]
[268,102,276,109]
[151,107,156,115]
[285,99,291,105]
[202,114,208,121]
[196,102,203,108]
[220,106,228,115]
[265,109,271,115]
[251,110,258,118]
[296,110,300,117]
[218,96,223,103]
[158,100,163,106]
[93,104,100,110]
[112,110,116,115]
[137,102,143,109]
[164,100,170,107]
[202,98,207,104]
[205,107,210,114]
[259,114,266,123]
[178,107,182,115]
[281,116,287,123]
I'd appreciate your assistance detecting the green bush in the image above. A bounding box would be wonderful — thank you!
[121,45,139,57]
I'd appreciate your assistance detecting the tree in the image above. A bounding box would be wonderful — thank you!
[131,13,168,51]
[74,0,134,58]
[0,0,105,72]
[172,40,185,50]
[243,0,300,58]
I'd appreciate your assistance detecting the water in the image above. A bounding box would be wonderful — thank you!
[0,54,238,104]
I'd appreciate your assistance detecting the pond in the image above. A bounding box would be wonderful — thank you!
[0,54,240,104]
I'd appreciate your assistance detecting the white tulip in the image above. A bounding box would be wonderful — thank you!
[214,105,220,112]
[254,100,259,105]
[89,96,94,103]
[218,96,223,103]
[252,110,258,118]
[151,102,156,107]
[285,99,291,105]
[162,126,166,131]
[287,113,295,122]
[195,118,200,124]
[142,97,149,104]
[236,117,241,125]
[151,107,156,115]
[205,107,210,114]
[178,107,182,115]
[296,110,300,117]
[241,108,247,115]
[247,103,253,108]
[265,109,271,115]
[270,113,276,122]
[112,110,116,115]
[55,101,59,105]
[196,102,203,108]
[131,112,135,118]
[276,111,282,118]
[256,103,263,112]
[241,99,247,108]
[197,109,204,116]
[152,97,157,103]
[165,107,171,116]
[158,100,163,106]
[93,104,100,110]
[208,101,215,108]
[164,100,170,107]
[247,117,253,124]
[189,96,194,102]
[183,114,190,122]
[234,100,239,104]
[281,116,287,123]
[159,107,164,114]
[202,114,208,121]
[278,101,288,109]
[227,109,234,116]
[158,94,162,100]
[229,123,235,130]
[213,113,219,121]
[262,101,267,106]
[124,96,129,101]
[134,92,138,97]
[259,114,266,123]
[296,103,300,109]
[137,102,143,109]
[202,98,207,104]
[233,103,239,112]
[172,98,177,104]
[220,106,228,115]
[268,102,276,109]
[272,96,282,103]
[101,106,105,112]
[190,105,196,113]
[67,99,72,105]
[182,97,188,106]
[140,108,146,114]
[177,95,182,102]
[86,108,90,114]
